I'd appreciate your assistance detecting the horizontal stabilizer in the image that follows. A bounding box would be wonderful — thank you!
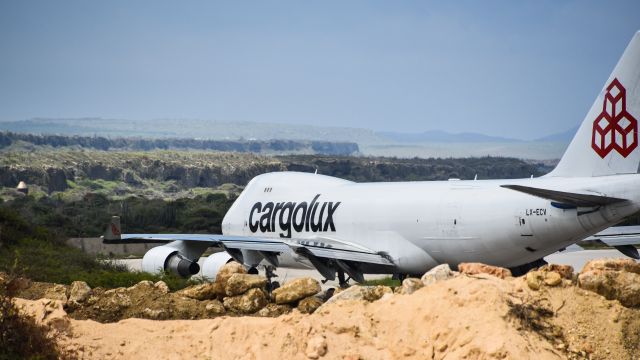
[501,185,628,207]
[584,225,640,246]
[613,245,640,260]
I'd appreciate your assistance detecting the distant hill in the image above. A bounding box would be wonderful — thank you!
[0,118,576,160]
[376,130,520,143]
[534,125,579,142]
[0,118,384,143]
[0,131,359,156]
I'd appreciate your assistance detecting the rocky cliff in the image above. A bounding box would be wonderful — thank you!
[0,151,553,194]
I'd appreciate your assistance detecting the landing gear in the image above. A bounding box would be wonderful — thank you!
[248,266,259,275]
[337,269,349,288]
[392,273,407,282]
[322,288,336,302]
[266,281,280,292]
[264,265,280,293]
[509,259,547,277]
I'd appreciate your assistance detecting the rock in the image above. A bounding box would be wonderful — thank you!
[544,272,562,287]
[324,285,392,304]
[305,336,328,359]
[6,276,31,293]
[215,262,247,289]
[177,283,222,301]
[223,288,268,314]
[204,300,226,316]
[154,281,170,294]
[69,281,92,303]
[44,284,68,302]
[298,296,324,314]
[459,263,512,279]
[541,264,574,279]
[225,274,268,296]
[163,297,201,319]
[421,264,457,286]
[257,303,293,317]
[581,258,640,274]
[397,278,424,295]
[105,289,132,309]
[142,308,165,320]
[526,270,544,290]
[123,170,142,186]
[16,298,70,333]
[272,278,321,304]
[579,259,640,307]
[128,280,154,292]
[46,167,68,193]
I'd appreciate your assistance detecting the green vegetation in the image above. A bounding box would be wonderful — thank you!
[3,190,235,238]
[362,277,401,287]
[0,149,554,200]
[0,283,65,360]
[0,208,195,290]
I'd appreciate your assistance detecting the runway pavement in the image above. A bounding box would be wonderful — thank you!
[110,249,633,288]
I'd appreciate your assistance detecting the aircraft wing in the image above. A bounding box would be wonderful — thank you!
[500,185,628,207]
[102,217,395,282]
[581,225,640,259]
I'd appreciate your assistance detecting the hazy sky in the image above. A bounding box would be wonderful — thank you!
[1,1,639,139]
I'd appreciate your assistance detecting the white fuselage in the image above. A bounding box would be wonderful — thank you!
[222,172,640,274]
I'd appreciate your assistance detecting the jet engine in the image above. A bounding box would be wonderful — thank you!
[141,240,209,278]
[201,252,233,280]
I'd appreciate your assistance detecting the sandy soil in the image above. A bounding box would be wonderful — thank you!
[15,273,640,360]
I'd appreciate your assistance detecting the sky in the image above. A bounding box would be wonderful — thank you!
[1,1,639,140]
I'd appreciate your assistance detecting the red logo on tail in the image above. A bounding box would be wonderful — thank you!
[592,78,638,158]
[111,223,121,236]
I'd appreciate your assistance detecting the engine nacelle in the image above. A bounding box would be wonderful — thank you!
[201,252,233,281]
[142,241,205,278]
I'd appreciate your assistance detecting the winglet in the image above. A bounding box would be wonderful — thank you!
[103,216,122,241]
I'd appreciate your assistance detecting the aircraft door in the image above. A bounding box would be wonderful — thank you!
[516,213,533,237]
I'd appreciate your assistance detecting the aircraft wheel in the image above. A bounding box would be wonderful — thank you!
[269,281,280,292]
[248,267,259,275]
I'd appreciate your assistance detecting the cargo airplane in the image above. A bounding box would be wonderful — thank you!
[104,31,640,286]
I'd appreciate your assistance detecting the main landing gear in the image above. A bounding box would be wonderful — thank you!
[246,265,280,292]
[320,269,351,288]
[392,273,407,282]
[337,269,349,288]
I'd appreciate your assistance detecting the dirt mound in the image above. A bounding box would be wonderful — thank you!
[13,262,329,322]
[14,264,640,360]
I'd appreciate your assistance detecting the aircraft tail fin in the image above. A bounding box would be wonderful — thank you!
[548,31,640,177]
[103,216,122,241]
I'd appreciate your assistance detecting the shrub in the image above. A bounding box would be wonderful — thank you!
[0,278,67,360]
[0,237,194,291]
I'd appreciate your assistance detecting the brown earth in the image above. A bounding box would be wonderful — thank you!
[12,261,640,360]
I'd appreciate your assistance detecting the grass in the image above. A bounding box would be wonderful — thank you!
[1,237,196,290]
[362,277,401,287]
[0,207,196,291]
